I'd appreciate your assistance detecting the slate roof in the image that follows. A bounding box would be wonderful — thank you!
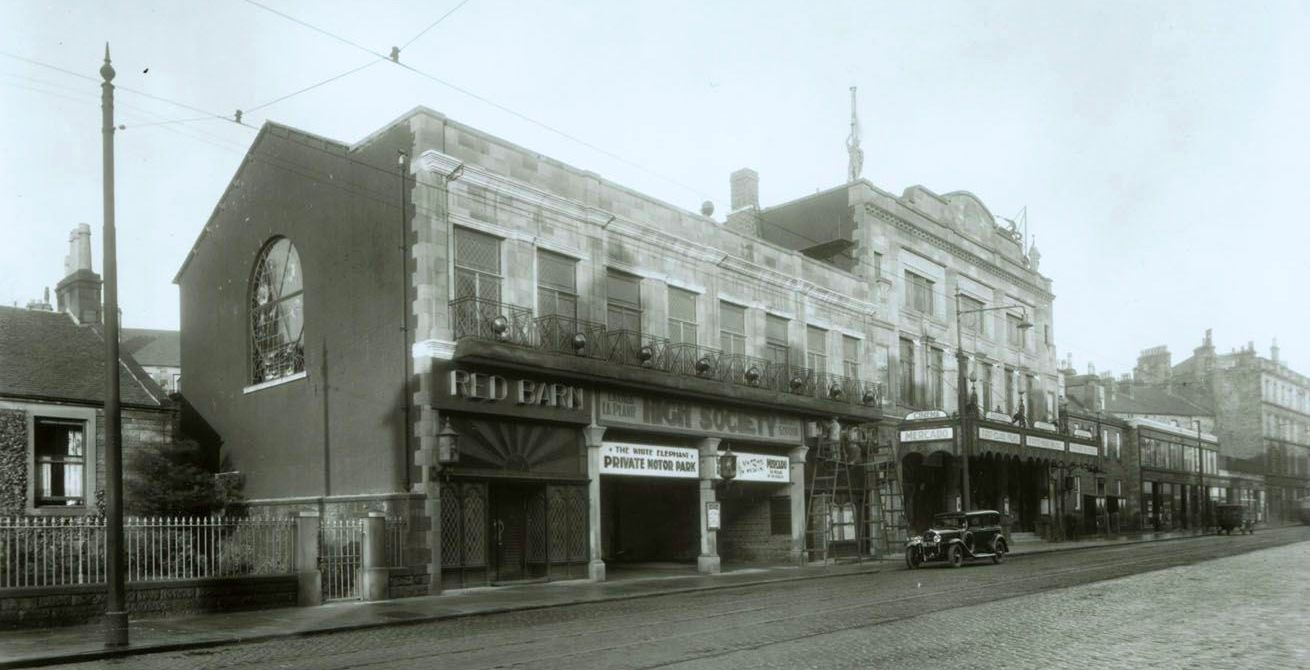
[121,328,180,368]
[0,306,165,407]
[1107,384,1213,416]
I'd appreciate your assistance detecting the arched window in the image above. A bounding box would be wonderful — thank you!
[250,237,304,384]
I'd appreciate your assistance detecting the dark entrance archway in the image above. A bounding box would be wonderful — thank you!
[901,451,957,532]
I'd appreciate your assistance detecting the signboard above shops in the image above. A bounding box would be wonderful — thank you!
[600,443,698,479]
[905,410,948,421]
[433,366,590,423]
[978,427,1021,445]
[597,391,804,444]
[1068,443,1099,457]
[1026,435,1065,452]
[985,411,1014,423]
[900,427,954,443]
[732,452,791,483]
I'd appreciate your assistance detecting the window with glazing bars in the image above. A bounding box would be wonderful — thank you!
[1006,313,1025,348]
[982,364,994,412]
[928,347,944,409]
[899,338,915,406]
[720,301,746,355]
[536,250,576,319]
[958,294,984,336]
[454,227,502,302]
[806,326,828,373]
[667,288,697,345]
[34,418,85,507]
[842,335,860,379]
[765,314,789,366]
[606,271,641,333]
[250,237,305,383]
[905,271,934,314]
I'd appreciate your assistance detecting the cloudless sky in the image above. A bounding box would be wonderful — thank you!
[2,1,1307,377]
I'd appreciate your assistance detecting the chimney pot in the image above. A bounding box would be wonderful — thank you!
[729,168,759,212]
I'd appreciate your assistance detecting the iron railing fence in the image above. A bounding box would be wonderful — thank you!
[450,296,535,346]
[448,299,885,408]
[0,516,296,589]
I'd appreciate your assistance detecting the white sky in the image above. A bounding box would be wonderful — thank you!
[2,1,1307,377]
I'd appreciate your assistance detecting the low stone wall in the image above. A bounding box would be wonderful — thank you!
[388,567,430,599]
[0,574,297,629]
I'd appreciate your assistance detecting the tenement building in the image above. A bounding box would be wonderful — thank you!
[1165,332,1308,524]
[176,108,886,593]
[756,177,1076,539]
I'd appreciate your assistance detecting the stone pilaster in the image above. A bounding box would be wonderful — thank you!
[697,437,723,574]
[789,444,809,565]
[584,424,607,581]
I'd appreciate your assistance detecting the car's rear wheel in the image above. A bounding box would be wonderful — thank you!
[905,548,921,570]
[947,544,964,568]
[991,538,1007,564]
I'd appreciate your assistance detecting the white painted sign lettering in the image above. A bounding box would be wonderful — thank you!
[899,427,954,443]
[1026,436,1065,452]
[600,442,699,478]
[978,427,1021,445]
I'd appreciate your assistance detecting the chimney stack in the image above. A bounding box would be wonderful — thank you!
[54,223,102,324]
[1271,338,1280,364]
[725,168,761,237]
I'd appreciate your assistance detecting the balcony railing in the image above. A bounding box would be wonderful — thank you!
[448,298,883,408]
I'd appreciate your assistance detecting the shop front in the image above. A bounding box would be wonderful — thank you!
[594,389,806,574]
[895,411,1110,538]
[433,366,592,589]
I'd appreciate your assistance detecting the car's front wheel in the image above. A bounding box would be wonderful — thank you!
[991,538,1007,564]
[905,548,921,570]
[947,544,964,568]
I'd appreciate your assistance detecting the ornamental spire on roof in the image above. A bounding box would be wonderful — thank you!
[846,86,863,182]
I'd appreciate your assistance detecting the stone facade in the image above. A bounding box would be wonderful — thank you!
[759,182,1060,424]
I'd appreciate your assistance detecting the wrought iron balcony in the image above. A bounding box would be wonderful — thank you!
[448,298,883,409]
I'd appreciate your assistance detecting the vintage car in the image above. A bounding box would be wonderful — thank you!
[905,510,1007,569]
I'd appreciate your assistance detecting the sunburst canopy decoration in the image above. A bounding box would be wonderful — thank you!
[450,417,582,475]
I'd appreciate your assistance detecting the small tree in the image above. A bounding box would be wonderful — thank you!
[125,438,242,517]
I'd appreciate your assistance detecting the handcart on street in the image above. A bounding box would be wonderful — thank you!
[1215,503,1253,535]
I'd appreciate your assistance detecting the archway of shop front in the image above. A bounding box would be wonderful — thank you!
[601,476,700,573]
[901,450,959,533]
[966,453,1050,533]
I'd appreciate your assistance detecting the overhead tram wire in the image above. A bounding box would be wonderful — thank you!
[0,54,1019,290]
[400,0,475,50]
[239,0,714,203]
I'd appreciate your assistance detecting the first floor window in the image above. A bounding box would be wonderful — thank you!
[35,418,86,507]
[606,270,642,333]
[765,314,790,366]
[667,288,698,345]
[899,338,916,406]
[806,326,828,372]
[720,301,747,356]
[842,335,860,379]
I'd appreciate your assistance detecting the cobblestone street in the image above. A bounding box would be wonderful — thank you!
[46,528,1310,670]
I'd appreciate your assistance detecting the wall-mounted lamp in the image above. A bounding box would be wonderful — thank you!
[437,418,461,466]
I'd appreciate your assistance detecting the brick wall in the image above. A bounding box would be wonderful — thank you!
[0,575,297,629]
[718,488,791,564]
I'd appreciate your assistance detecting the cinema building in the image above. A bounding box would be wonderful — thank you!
[177,108,886,594]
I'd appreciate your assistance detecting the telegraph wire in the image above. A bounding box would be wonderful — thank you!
[1,52,1018,307]
[244,60,379,114]
[239,0,714,202]
[400,0,475,50]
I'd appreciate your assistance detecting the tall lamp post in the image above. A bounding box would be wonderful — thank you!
[954,292,1033,512]
[1195,419,1207,532]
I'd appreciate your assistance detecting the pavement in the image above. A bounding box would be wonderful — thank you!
[0,525,1267,669]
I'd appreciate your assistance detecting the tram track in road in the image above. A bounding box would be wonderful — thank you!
[42,527,1307,670]
[345,527,1310,670]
